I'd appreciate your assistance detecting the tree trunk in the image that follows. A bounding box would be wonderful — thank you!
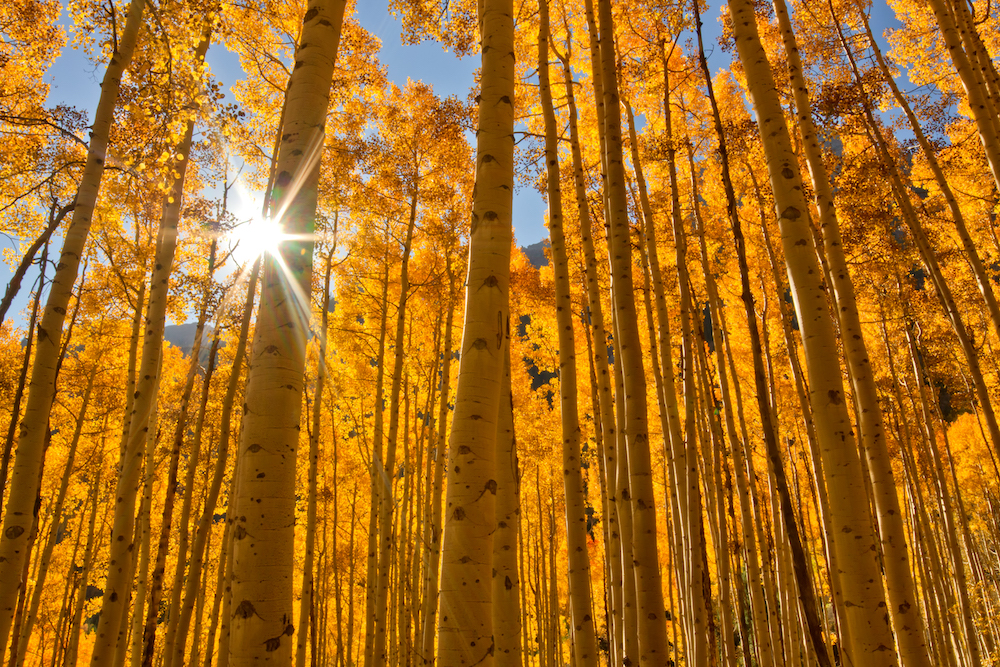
[725,1,896,663]
[595,0,669,661]
[536,3,598,664]
[170,261,260,667]
[0,0,145,649]
[229,1,346,664]
[297,249,333,667]
[419,257,456,665]
[13,367,97,666]
[492,351,520,667]
[435,0,513,663]
[373,197,418,667]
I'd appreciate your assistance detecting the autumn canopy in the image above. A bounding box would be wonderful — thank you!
[2,1,1000,667]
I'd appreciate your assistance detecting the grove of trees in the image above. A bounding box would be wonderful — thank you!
[2,0,1000,666]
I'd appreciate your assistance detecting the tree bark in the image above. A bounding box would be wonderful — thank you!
[725,0,897,663]
[0,0,145,649]
[229,1,346,664]
[435,0,514,664]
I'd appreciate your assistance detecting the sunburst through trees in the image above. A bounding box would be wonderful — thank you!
[1,1,999,667]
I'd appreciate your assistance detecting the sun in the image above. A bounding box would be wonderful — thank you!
[231,215,286,263]
[227,178,289,264]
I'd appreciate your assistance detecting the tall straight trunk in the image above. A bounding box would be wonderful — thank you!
[435,0,513,664]
[229,1,346,664]
[927,0,1000,192]
[555,36,623,667]
[0,0,145,649]
[536,3,598,664]
[65,468,105,667]
[128,371,163,667]
[655,56,712,665]
[691,8,784,667]
[107,280,147,667]
[188,526,211,667]
[700,141,834,667]
[296,250,333,667]
[689,22,778,658]
[855,4,1000,345]
[141,236,219,667]
[752,170,852,660]
[951,0,1000,132]
[419,257,456,665]
[8,438,49,667]
[0,243,47,519]
[594,0,669,662]
[624,88,691,665]
[608,305,640,666]
[51,484,86,667]
[833,1,1000,466]
[492,350,520,667]
[91,32,215,667]
[365,259,391,667]
[691,335,735,667]
[885,317,965,667]
[13,367,96,666]
[902,325,984,667]
[725,1,895,663]
[859,93,1000,464]
[373,197,418,667]
[116,279,147,463]
[163,329,221,667]
[202,517,231,667]
[170,261,260,667]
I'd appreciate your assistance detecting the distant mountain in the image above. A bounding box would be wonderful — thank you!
[164,323,214,356]
[521,240,550,269]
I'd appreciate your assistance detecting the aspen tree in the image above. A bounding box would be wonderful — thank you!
[296,249,333,667]
[571,11,627,652]
[170,261,260,667]
[492,350,520,667]
[690,14,779,661]
[91,32,216,667]
[880,305,965,667]
[853,4,1000,345]
[365,256,392,667]
[162,331,221,667]
[435,0,513,664]
[65,467,105,667]
[690,130,833,667]
[0,0,145,649]
[653,59,711,666]
[51,495,85,667]
[537,2,599,664]
[218,450,242,667]
[555,31,624,666]
[128,369,162,667]
[902,324,984,667]
[770,1,932,663]
[950,0,1000,129]
[595,0,670,662]
[419,255,457,665]
[725,0,897,663]
[840,17,1000,467]
[140,232,218,667]
[229,0,346,663]
[372,202,418,667]
[13,365,96,666]
[927,0,1000,192]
